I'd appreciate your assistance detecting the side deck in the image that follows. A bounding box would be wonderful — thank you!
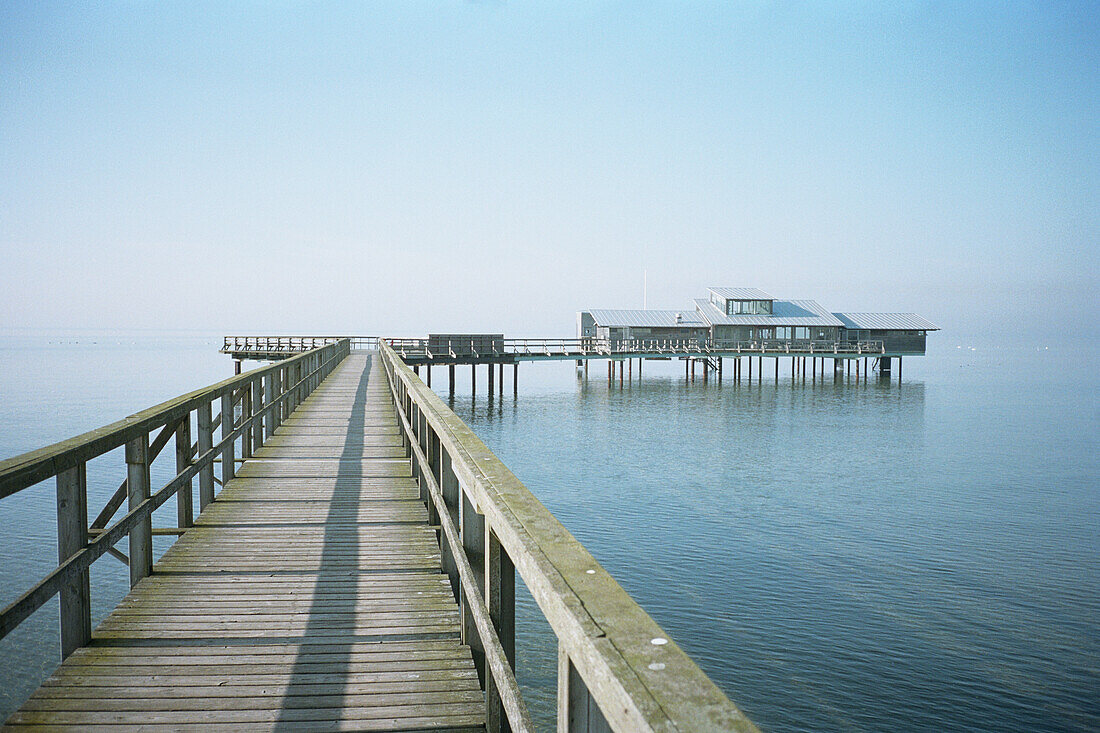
[4,354,485,731]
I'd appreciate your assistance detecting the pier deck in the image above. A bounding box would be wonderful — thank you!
[4,354,485,731]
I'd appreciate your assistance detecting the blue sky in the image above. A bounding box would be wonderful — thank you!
[1,2,1096,339]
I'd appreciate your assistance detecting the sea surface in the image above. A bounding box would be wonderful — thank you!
[1,329,1097,731]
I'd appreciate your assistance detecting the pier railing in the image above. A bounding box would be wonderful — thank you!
[223,335,886,362]
[0,340,350,659]
[222,335,378,354]
[378,339,757,733]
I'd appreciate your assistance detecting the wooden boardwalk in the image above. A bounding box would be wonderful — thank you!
[4,354,485,731]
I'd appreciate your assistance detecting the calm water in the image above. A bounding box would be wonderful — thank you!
[1,330,1097,731]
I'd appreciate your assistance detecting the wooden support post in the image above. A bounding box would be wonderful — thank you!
[499,363,504,394]
[233,359,242,375]
[812,357,817,381]
[584,359,588,377]
[638,358,642,378]
[488,361,495,395]
[220,391,235,490]
[197,400,214,511]
[472,364,477,397]
[264,373,275,439]
[241,386,252,459]
[513,363,518,396]
[558,642,610,733]
[439,448,461,601]
[252,378,264,449]
[748,356,752,381]
[274,367,283,425]
[56,462,90,659]
[449,364,456,396]
[618,360,624,389]
[460,491,487,686]
[427,365,432,388]
[898,356,902,382]
[802,357,807,379]
[175,416,193,529]
[628,358,632,381]
[125,434,152,587]
[485,527,516,733]
[685,358,689,380]
[610,360,614,383]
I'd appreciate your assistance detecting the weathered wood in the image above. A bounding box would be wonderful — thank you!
[486,527,516,733]
[252,377,264,450]
[219,392,235,490]
[125,434,152,587]
[55,463,90,659]
[175,416,193,529]
[196,400,214,510]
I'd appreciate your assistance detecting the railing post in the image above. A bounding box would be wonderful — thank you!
[264,372,276,439]
[460,490,487,686]
[252,377,264,450]
[241,386,252,459]
[440,447,461,601]
[486,527,516,733]
[125,433,152,587]
[197,399,214,510]
[175,415,193,529]
[558,643,610,733]
[56,462,90,659]
[220,390,235,489]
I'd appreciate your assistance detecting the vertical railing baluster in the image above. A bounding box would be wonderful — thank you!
[56,462,90,658]
[485,527,516,733]
[557,644,610,733]
[175,415,193,529]
[197,400,214,510]
[460,490,487,687]
[125,433,152,587]
[220,390,235,489]
[241,386,253,459]
[252,377,264,450]
[440,447,460,602]
[264,373,275,439]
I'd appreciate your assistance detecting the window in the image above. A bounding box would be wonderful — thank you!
[794,327,808,339]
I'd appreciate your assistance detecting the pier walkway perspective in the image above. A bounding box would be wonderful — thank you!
[1,341,755,731]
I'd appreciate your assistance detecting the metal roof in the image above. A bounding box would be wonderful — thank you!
[831,312,940,331]
[695,299,845,327]
[707,287,774,301]
[586,309,707,328]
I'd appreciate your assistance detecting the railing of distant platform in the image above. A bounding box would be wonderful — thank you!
[0,340,350,660]
[222,335,378,354]
[378,339,757,733]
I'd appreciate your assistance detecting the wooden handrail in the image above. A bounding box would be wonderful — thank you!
[378,340,757,733]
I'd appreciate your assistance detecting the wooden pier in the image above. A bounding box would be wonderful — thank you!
[2,341,757,732]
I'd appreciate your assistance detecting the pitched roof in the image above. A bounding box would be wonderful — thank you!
[831,313,940,331]
[586,309,707,328]
[707,287,774,301]
[695,299,845,327]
